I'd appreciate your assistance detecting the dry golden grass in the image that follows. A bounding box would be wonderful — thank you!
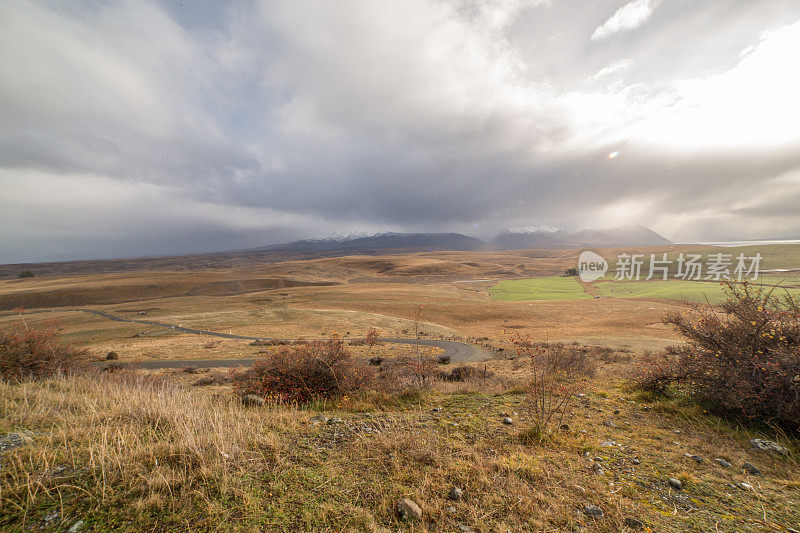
[2,368,799,532]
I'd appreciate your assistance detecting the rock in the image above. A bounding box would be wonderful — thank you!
[502,417,513,425]
[713,458,732,468]
[631,458,641,465]
[68,520,85,533]
[668,478,683,490]
[242,394,265,407]
[43,511,59,524]
[446,506,457,514]
[603,420,615,428]
[572,484,587,495]
[624,517,644,529]
[458,526,474,532]
[591,463,604,475]
[684,453,703,463]
[448,486,463,501]
[737,482,753,491]
[397,498,422,521]
[310,415,329,424]
[613,409,620,415]
[750,438,788,456]
[599,440,615,447]
[0,432,31,453]
[327,417,344,425]
[583,504,603,518]
[431,407,442,413]
[742,462,762,475]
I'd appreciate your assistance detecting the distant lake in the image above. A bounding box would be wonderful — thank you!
[692,239,800,247]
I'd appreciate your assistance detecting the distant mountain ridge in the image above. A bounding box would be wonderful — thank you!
[254,225,671,253]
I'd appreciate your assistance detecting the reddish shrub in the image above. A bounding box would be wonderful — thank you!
[231,335,374,404]
[640,281,800,431]
[0,325,88,381]
[512,336,595,432]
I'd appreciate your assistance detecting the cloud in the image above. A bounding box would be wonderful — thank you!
[591,0,661,41]
[1,0,800,262]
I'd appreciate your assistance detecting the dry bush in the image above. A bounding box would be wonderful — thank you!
[0,325,87,381]
[231,335,374,404]
[512,337,595,432]
[638,281,800,431]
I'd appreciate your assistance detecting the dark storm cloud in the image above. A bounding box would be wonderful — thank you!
[1,0,800,262]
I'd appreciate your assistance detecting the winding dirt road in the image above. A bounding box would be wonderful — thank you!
[73,309,493,369]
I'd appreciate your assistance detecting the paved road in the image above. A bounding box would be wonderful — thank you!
[73,309,493,369]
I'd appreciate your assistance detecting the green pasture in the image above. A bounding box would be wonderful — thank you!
[489,276,590,301]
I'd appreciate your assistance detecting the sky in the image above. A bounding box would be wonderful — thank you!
[2,0,800,263]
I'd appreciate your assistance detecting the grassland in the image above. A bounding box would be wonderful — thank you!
[489,276,590,301]
[2,246,800,531]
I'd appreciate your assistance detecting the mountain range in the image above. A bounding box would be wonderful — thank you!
[253,225,671,254]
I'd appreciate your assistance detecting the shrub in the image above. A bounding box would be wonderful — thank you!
[231,335,374,404]
[0,326,87,381]
[641,281,800,431]
[18,270,35,279]
[512,337,595,432]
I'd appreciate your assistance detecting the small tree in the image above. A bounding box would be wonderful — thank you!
[564,268,578,277]
[513,337,595,433]
[18,271,34,279]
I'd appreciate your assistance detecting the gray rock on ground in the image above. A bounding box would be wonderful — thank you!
[742,462,762,475]
[241,394,265,407]
[397,498,423,521]
[624,517,644,529]
[749,438,788,456]
[583,504,603,518]
[668,478,683,490]
[448,486,463,501]
[713,458,732,468]
[502,416,513,425]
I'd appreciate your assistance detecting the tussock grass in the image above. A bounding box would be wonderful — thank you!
[0,373,296,530]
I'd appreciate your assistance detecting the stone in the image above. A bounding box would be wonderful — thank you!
[713,458,732,468]
[431,407,442,413]
[603,420,615,428]
[446,506,457,514]
[737,482,753,491]
[310,415,328,424]
[591,463,604,475]
[742,462,762,475]
[68,520,85,533]
[631,458,641,465]
[328,417,344,425]
[599,441,615,447]
[583,504,603,518]
[458,526,474,533]
[502,417,513,425]
[684,453,703,463]
[750,438,788,456]
[448,486,463,501]
[572,484,587,495]
[613,409,620,415]
[241,394,265,407]
[397,498,422,521]
[624,517,644,529]
[668,478,683,490]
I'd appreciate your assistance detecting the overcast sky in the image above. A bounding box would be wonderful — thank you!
[2,0,800,263]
